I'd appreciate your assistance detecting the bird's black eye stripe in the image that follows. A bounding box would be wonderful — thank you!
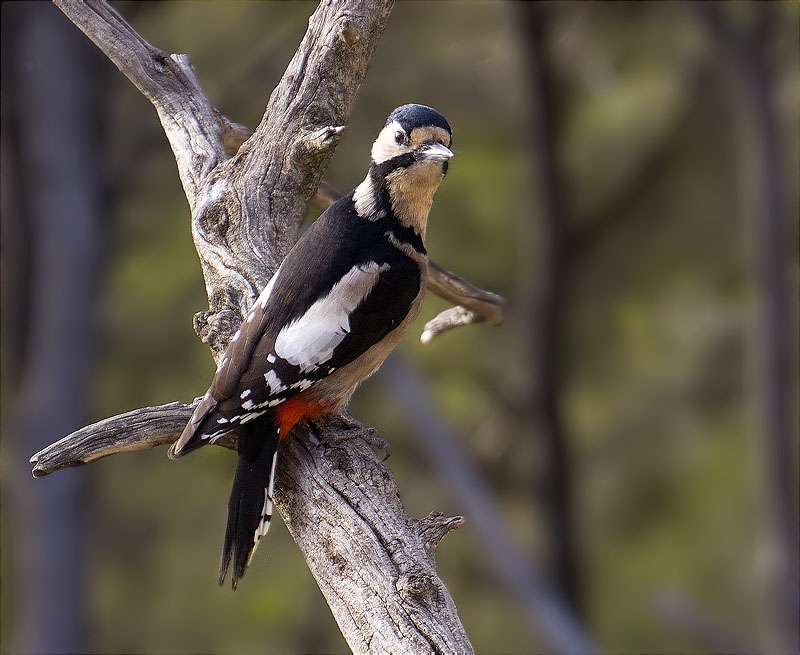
[372,152,416,178]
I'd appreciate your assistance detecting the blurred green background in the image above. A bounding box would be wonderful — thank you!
[2,2,798,654]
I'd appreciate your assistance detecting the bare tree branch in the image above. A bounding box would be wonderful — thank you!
[39,1,475,652]
[423,260,505,342]
[30,401,200,477]
[53,0,227,209]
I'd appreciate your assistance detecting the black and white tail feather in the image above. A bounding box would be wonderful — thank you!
[218,422,280,589]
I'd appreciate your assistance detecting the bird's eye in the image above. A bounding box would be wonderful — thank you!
[394,130,406,145]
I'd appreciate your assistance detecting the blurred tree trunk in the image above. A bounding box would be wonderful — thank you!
[0,3,106,652]
[518,2,582,614]
[701,7,799,652]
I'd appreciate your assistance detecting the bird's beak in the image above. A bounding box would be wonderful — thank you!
[419,142,454,161]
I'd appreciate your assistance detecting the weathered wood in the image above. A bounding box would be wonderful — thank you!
[279,415,471,653]
[43,2,477,653]
[30,402,200,477]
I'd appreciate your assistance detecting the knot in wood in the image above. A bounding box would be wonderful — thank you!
[396,570,437,606]
[337,16,361,46]
[322,536,349,575]
[152,50,170,73]
[196,202,229,241]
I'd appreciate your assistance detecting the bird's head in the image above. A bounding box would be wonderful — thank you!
[372,103,453,173]
[357,104,453,238]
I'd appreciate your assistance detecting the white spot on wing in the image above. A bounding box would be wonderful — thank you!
[241,389,251,399]
[274,262,389,372]
[241,400,255,410]
[267,354,276,363]
[290,379,313,391]
[264,370,286,394]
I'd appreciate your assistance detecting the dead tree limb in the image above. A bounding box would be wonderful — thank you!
[35,1,483,652]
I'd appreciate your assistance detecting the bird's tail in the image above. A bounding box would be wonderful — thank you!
[219,420,280,590]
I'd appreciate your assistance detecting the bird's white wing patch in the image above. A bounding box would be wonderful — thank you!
[274,262,389,372]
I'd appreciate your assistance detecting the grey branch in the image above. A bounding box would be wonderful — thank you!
[29,401,203,477]
[423,261,505,342]
[41,1,474,653]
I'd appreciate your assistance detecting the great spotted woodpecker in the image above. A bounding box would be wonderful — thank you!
[168,104,453,589]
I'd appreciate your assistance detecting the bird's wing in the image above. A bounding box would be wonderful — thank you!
[170,197,423,455]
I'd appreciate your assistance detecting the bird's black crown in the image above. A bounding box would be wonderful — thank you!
[386,104,451,137]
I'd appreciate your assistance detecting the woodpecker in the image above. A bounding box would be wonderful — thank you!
[168,104,453,589]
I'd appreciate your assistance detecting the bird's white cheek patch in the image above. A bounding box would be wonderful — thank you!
[274,262,388,372]
[371,120,407,164]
